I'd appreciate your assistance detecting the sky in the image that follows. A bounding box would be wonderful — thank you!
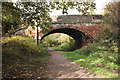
[12,0,112,15]
[94,0,112,14]
[50,0,112,15]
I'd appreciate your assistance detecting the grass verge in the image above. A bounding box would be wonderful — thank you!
[60,42,119,78]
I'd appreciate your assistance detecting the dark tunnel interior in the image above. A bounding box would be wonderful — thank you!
[40,28,90,50]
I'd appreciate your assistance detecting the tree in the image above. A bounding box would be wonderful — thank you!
[16,0,95,44]
[2,1,96,44]
[103,1,120,42]
[17,2,52,29]
[17,0,96,30]
[2,2,21,36]
[17,2,52,44]
[104,1,120,27]
[50,0,95,15]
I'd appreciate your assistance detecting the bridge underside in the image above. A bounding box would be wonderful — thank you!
[41,28,90,50]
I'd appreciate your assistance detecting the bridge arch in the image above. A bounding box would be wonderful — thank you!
[40,28,90,50]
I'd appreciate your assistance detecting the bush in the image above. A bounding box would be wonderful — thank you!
[74,40,118,63]
[74,43,98,55]
[2,36,48,78]
[43,33,75,50]
[4,36,46,52]
[60,37,75,51]
[51,35,75,51]
[3,36,48,63]
[43,34,61,47]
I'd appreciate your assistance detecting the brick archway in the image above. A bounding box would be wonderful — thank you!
[40,28,90,50]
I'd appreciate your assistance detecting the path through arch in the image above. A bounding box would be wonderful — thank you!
[41,28,90,50]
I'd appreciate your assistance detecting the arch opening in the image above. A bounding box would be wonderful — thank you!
[40,28,90,50]
[42,33,75,51]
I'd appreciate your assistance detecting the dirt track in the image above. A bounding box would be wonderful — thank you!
[46,48,100,78]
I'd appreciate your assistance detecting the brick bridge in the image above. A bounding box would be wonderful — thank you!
[41,24,102,50]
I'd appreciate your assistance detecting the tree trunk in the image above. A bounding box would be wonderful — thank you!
[37,27,39,45]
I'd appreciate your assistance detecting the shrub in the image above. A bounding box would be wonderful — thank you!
[74,40,118,64]
[74,43,97,55]
[43,33,61,47]
[43,33,75,50]
[2,36,49,78]
[2,36,48,71]
[60,37,75,51]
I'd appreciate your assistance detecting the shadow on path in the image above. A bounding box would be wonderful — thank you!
[46,48,100,78]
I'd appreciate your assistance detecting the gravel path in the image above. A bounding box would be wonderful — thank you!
[46,48,100,78]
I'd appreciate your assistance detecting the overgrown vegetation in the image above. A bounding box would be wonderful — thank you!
[43,33,75,51]
[51,25,119,78]
[50,1,119,78]
[60,40,119,78]
[2,36,48,78]
[52,38,75,51]
[102,1,119,43]
[2,2,21,36]
[2,0,119,79]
